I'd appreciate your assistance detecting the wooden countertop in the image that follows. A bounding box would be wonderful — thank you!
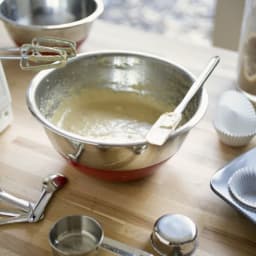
[0,20,255,256]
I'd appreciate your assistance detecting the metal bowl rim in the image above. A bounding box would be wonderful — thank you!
[26,50,208,147]
[0,0,104,30]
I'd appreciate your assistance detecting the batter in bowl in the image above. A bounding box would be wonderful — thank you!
[50,87,171,143]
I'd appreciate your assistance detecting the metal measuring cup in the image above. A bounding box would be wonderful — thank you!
[150,214,197,256]
[49,215,153,256]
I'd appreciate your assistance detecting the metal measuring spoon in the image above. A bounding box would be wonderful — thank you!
[30,173,68,222]
[0,173,67,225]
[0,188,34,212]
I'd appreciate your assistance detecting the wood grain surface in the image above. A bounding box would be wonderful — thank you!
[0,20,255,256]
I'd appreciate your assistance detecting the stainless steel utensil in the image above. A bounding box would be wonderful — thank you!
[49,215,153,256]
[30,174,68,222]
[0,173,67,225]
[32,37,77,58]
[0,188,34,225]
[0,37,77,70]
[146,56,220,146]
[151,214,197,256]
[0,189,35,225]
[0,188,34,212]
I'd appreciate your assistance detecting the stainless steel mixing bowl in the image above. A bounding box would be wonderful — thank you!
[26,51,208,181]
[0,0,103,46]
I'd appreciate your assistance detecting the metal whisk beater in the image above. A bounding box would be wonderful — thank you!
[0,37,77,70]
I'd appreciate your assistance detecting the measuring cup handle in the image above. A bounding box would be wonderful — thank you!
[97,247,118,256]
[101,237,153,256]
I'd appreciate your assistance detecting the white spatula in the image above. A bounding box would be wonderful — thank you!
[146,56,220,146]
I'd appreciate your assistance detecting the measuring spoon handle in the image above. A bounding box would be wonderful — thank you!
[29,189,52,222]
[0,188,33,212]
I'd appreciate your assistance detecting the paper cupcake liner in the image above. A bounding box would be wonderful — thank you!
[228,166,256,209]
[213,122,255,147]
[213,90,256,146]
[218,90,256,118]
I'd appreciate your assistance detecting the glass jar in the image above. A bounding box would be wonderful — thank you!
[238,0,256,102]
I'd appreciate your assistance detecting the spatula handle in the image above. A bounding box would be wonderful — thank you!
[175,56,220,114]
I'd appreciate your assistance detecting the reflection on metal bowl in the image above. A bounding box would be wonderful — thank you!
[26,51,208,181]
[0,0,104,46]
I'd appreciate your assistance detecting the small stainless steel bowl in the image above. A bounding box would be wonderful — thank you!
[0,0,104,46]
[26,51,208,181]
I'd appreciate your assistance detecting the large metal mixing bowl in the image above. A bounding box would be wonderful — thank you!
[26,51,208,181]
[0,0,103,46]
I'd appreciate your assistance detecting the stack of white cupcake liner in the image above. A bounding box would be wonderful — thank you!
[213,90,256,147]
